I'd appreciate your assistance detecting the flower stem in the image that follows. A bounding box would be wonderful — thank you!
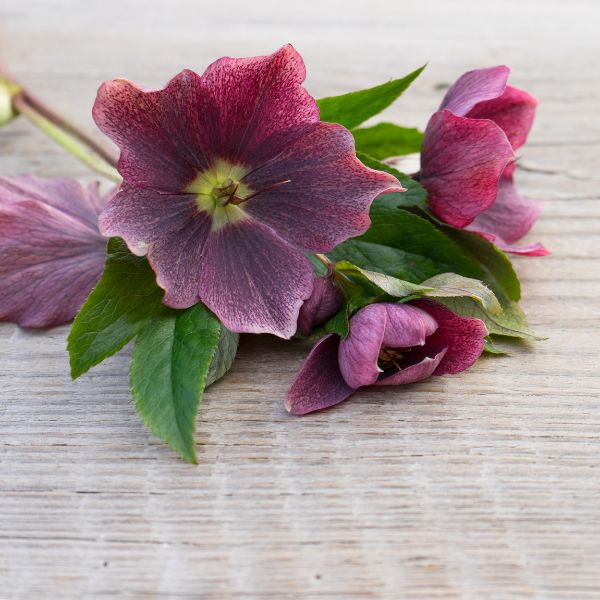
[314,253,334,270]
[12,93,121,183]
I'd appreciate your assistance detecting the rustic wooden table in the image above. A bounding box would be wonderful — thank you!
[1,1,599,598]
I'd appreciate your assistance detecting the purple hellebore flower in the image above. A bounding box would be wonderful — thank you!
[93,45,402,338]
[420,66,548,256]
[297,273,343,337]
[286,300,487,415]
[0,175,108,327]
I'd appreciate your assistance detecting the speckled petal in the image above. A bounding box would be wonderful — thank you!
[285,334,355,415]
[183,219,314,338]
[199,44,320,165]
[467,85,538,152]
[297,275,343,337]
[338,303,438,389]
[375,348,447,386]
[421,110,515,227]
[0,176,108,328]
[244,122,403,252]
[412,300,487,375]
[440,66,510,116]
[99,183,203,256]
[468,175,548,256]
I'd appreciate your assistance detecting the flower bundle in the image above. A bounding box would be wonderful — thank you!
[0,45,546,462]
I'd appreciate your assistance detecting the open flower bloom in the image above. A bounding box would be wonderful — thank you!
[94,45,402,338]
[286,300,487,415]
[0,176,108,327]
[421,66,547,256]
[297,273,343,337]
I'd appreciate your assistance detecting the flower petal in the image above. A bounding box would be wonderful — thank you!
[199,44,319,165]
[380,303,439,347]
[375,348,447,386]
[244,122,403,252]
[421,110,515,227]
[285,334,355,415]
[93,72,207,191]
[99,183,205,256]
[297,275,343,337]
[440,66,510,117]
[467,85,538,152]
[338,304,387,388]
[0,176,107,328]
[468,175,548,256]
[412,300,487,375]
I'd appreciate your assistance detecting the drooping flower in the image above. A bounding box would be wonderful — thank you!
[286,300,487,415]
[0,175,108,327]
[297,273,343,337]
[93,45,402,338]
[420,66,547,255]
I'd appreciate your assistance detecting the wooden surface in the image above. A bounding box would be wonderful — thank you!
[1,1,599,598]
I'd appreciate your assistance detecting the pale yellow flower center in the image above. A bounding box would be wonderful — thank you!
[186,160,252,230]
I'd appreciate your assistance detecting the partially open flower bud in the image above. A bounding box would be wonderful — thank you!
[0,77,20,127]
[297,274,343,336]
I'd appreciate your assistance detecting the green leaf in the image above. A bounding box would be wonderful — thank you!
[130,302,223,464]
[353,123,423,159]
[317,65,426,129]
[421,273,502,315]
[436,297,542,340]
[68,238,165,379]
[206,327,239,387]
[443,227,521,302]
[484,337,508,355]
[357,151,426,208]
[328,207,483,284]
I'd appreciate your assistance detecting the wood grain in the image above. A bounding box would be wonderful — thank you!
[1,1,599,598]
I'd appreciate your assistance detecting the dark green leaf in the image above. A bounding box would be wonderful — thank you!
[206,326,239,387]
[328,207,483,284]
[317,65,426,129]
[68,238,165,379]
[483,337,508,355]
[357,151,427,208]
[130,302,223,464]
[443,227,521,302]
[353,122,423,159]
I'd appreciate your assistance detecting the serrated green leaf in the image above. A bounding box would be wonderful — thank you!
[328,207,482,284]
[421,273,502,315]
[353,122,423,159]
[130,302,223,464]
[435,296,542,340]
[206,326,239,387]
[317,65,425,129]
[357,151,427,208]
[443,227,521,302]
[68,238,165,379]
[483,337,508,355]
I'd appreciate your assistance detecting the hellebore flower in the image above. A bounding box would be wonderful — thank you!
[93,45,402,338]
[297,273,343,337]
[421,66,547,256]
[286,300,487,415]
[0,175,108,327]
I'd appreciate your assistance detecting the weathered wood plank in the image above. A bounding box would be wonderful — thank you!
[1,1,599,598]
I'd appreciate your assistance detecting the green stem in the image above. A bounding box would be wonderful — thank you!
[12,94,121,183]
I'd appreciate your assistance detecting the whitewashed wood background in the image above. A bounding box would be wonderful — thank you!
[1,1,599,598]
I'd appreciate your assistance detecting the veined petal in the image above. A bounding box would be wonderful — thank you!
[380,303,439,347]
[199,44,320,165]
[375,348,447,386]
[285,334,355,415]
[421,110,515,227]
[297,275,343,337]
[244,122,403,252]
[468,175,548,256]
[412,300,487,375]
[188,219,314,338]
[99,184,204,256]
[440,66,510,116]
[0,176,108,328]
[467,85,538,151]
